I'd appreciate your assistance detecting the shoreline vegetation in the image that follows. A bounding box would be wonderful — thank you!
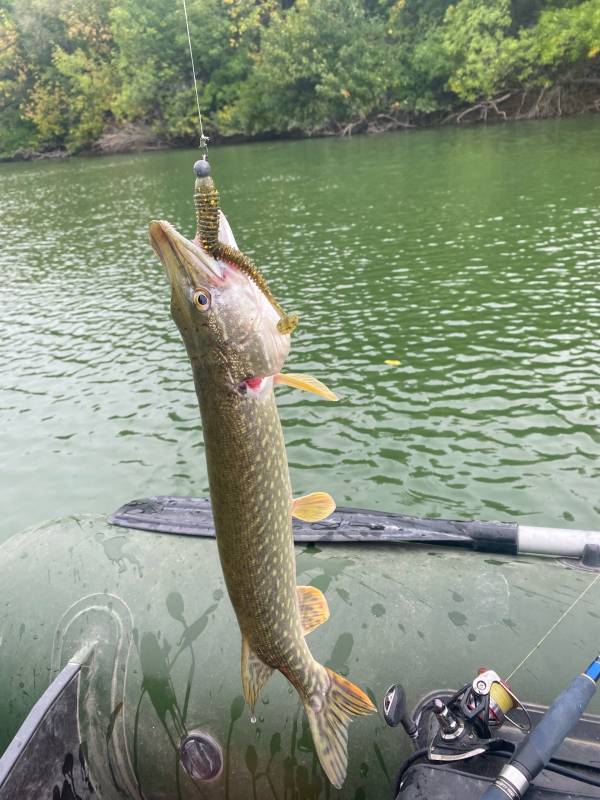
[1,0,599,163]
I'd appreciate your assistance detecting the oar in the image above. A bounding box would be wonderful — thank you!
[109,496,600,563]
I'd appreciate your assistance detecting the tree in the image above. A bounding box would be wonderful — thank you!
[0,7,35,154]
[0,0,599,158]
[221,0,391,134]
[515,0,600,84]
[442,0,513,103]
[6,0,118,152]
[110,0,242,141]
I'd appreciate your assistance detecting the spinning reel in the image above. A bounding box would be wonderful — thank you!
[384,654,600,800]
[384,668,530,762]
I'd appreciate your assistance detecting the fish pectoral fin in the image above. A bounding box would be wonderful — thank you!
[274,372,338,401]
[241,637,274,712]
[292,492,336,523]
[297,585,330,635]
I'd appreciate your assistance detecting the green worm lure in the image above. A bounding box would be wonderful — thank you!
[193,159,299,335]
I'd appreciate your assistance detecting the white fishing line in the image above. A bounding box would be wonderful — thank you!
[506,571,600,681]
[181,0,208,151]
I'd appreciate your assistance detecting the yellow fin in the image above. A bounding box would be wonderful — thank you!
[241,636,274,713]
[297,585,330,635]
[274,372,338,401]
[303,667,376,788]
[292,491,336,523]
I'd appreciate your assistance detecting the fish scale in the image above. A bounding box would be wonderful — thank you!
[200,387,303,662]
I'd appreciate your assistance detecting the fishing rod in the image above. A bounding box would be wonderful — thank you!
[382,540,600,798]
[379,506,600,798]
[387,654,600,799]
[481,655,600,799]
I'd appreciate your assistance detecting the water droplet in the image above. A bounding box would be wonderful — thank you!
[250,714,256,724]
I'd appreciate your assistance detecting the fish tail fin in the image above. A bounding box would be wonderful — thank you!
[301,665,375,789]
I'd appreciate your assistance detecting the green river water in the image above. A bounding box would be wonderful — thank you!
[1,118,599,543]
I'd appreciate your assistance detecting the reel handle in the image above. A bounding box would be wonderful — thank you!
[383,683,418,738]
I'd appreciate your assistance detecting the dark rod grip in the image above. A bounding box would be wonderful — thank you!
[513,673,596,775]
[480,671,598,800]
[480,788,511,800]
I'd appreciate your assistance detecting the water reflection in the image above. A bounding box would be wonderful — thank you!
[1,118,599,541]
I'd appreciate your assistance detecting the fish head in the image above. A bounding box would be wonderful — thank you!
[149,216,290,394]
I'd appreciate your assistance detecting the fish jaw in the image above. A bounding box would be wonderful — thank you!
[149,219,224,289]
[149,218,291,391]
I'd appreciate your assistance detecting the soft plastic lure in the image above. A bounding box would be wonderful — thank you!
[193,159,299,335]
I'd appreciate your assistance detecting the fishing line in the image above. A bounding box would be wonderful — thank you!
[181,0,209,154]
[506,571,600,682]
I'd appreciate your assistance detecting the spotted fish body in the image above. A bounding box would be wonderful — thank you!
[201,371,296,652]
[149,166,374,788]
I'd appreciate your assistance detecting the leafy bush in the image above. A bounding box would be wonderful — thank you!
[1,0,599,157]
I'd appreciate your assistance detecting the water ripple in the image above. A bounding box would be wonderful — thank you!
[1,119,600,540]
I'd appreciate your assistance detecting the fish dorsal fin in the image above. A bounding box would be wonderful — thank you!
[292,492,336,523]
[274,373,338,401]
[297,585,330,635]
[241,636,274,713]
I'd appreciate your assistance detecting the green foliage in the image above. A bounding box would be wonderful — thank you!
[0,9,23,109]
[1,0,599,158]
[0,7,36,153]
[110,0,252,140]
[514,0,600,83]
[2,0,118,152]
[220,0,391,134]
[442,0,513,102]
[385,1,454,113]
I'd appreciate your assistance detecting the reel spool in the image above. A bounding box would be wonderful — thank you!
[458,669,528,738]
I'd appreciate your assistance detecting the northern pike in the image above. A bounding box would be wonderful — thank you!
[149,159,375,788]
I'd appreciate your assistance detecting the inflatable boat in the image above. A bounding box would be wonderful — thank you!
[1,498,600,799]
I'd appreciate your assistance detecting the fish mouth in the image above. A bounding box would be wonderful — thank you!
[149,220,224,287]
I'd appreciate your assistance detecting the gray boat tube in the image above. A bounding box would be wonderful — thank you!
[109,496,600,562]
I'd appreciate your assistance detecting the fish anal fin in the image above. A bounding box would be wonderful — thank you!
[241,637,274,712]
[303,667,376,789]
[297,585,330,635]
[274,372,338,401]
[292,491,336,523]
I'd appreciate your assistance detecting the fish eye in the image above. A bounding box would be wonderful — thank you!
[192,288,211,311]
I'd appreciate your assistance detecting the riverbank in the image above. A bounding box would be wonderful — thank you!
[3,0,599,164]
[3,83,599,164]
